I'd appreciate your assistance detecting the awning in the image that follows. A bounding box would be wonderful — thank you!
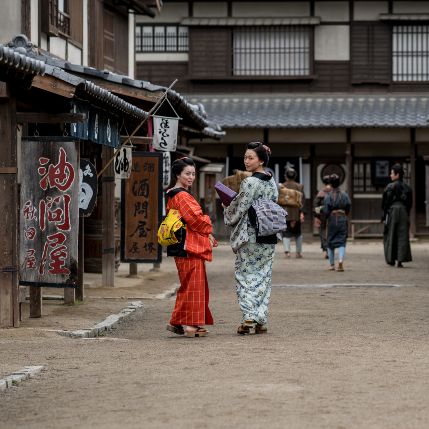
[181,17,321,27]
[188,94,429,128]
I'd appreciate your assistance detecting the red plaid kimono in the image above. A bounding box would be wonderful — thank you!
[167,191,214,326]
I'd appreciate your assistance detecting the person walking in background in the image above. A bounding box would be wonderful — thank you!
[323,174,351,272]
[223,142,278,335]
[313,175,332,259]
[279,168,305,258]
[165,157,217,337]
[381,163,412,268]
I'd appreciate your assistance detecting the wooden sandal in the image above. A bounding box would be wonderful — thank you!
[166,324,185,335]
[184,327,208,338]
[255,324,267,334]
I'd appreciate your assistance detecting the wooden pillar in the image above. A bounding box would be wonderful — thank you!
[0,87,19,327]
[410,128,417,237]
[129,262,138,278]
[102,146,115,287]
[346,129,353,201]
[76,217,85,301]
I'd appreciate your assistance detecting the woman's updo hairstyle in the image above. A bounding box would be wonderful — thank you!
[285,168,297,180]
[329,173,341,188]
[391,163,404,180]
[171,156,195,179]
[247,141,271,166]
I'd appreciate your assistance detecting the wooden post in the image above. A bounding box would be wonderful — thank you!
[76,218,84,301]
[410,128,417,238]
[129,263,138,278]
[346,129,353,200]
[102,146,115,287]
[29,288,42,318]
[0,92,19,327]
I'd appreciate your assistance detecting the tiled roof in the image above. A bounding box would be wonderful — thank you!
[0,35,225,139]
[181,17,321,26]
[188,94,429,128]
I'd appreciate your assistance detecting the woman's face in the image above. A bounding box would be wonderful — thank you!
[176,165,196,189]
[244,149,262,173]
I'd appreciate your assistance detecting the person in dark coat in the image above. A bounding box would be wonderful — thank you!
[313,175,332,259]
[381,163,412,268]
[280,168,305,258]
[323,174,351,272]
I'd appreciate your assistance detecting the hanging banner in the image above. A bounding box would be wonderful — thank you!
[152,116,179,151]
[70,102,120,148]
[161,151,171,189]
[20,139,79,288]
[121,152,162,263]
[114,146,133,179]
[79,159,97,217]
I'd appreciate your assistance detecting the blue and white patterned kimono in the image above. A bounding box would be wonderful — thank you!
[223,172,278,325]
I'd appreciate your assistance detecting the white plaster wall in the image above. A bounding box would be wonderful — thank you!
[394,2,429,14]
[232,2,310,17]
[352,128,409,143]
[194,2,228,17]
[136,3,188,23]
[136,53,189,62]
[128,10,135,78]
[354,1,388,20]
[49,37,67,59]
[40,33,48,50]
[315,26,350,61]
[0,0,21,44]
[314,2,349,22]
[30,0,39,44]
[270,128,345,143]
[67,43,82,65]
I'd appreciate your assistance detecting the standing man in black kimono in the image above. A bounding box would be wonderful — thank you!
[381,163,413,268]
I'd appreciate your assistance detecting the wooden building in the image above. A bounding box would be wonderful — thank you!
[0,0,223,328]
[135,0,429,238]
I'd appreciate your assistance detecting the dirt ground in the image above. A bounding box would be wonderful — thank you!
[1,239,429,429]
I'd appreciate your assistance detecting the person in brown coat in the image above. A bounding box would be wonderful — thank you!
[279,168,305,258]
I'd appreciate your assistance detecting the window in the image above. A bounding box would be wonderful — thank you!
[233,27,311,76]
[136,25,188,52]
[393,25,429,82]
[353,160,411,193]
[44,0,70,36]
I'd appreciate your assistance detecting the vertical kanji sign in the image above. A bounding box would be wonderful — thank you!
[121,152,162,263]
[20,139,79,287]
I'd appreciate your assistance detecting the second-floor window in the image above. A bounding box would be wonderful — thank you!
[393,25,429,82]
[136,25,189,52]
[233,26,311,76]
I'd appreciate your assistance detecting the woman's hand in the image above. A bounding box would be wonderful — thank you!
[209,234,218,247]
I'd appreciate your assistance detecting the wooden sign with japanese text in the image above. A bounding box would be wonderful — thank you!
[121,152,162,263]
[20,139,79,287]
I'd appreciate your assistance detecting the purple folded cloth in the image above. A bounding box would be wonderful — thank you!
[215,182,237,206]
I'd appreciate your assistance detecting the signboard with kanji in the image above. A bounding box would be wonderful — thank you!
[121,152,162,263]
[152,115,179,152]
[114,146,132,179]
[20,139,79,288]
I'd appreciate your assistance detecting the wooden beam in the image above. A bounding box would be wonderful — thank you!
[31,74,76,98]
[0,81,10,99]
[410,128,417,238]
[16,112,87,124]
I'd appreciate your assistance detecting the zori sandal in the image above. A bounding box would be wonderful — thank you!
[255,324,267,334]
[166,324,185,335]
[184,327,208,338]
[237,320,256,335]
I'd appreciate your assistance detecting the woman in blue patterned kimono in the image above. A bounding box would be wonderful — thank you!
[223,142,278,335]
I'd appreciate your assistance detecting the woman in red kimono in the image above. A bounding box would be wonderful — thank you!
[165,157,217,337]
